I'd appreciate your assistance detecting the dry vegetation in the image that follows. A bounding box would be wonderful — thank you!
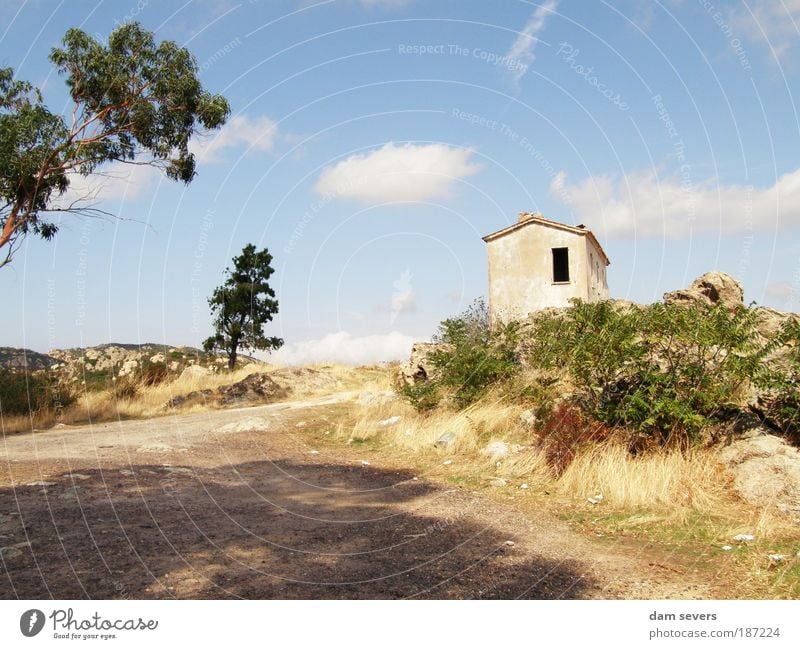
[330,370,800,598]
[0,362,377,434]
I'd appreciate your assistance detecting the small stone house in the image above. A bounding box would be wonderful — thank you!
[482,212,610,321]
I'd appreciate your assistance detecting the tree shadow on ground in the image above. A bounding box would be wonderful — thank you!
[1,459,599,599]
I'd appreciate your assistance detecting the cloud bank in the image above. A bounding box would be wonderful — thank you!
[267,331,415,366]
[550,167,800,238]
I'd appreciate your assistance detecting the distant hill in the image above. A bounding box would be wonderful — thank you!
[0,343,262,377]
[0,347,58,371]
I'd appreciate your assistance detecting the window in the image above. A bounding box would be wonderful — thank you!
[552,247,569,282]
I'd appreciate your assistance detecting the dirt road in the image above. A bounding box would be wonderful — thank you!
[0,395,710,599]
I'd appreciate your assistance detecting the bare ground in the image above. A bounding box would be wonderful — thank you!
[0,393,713,599]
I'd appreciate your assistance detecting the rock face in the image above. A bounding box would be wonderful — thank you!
[399,342,449,385]
[0,348,57,371]
[663,271,744,309]
[179,364,211,381]
[218,373,290,406]
[719,432,800,520]
[753,306,799,340]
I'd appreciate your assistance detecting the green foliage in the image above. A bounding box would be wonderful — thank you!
[1,22,230,266]
[398,378,441,413]
[0,370,74,415]
[203,244,283,370]
[528,299,771,443]
[400,299,521,411]
[757,319,800,442]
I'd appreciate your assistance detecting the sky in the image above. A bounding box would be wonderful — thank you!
[2,0,800,364]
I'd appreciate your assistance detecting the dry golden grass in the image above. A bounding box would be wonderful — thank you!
[556,442,727,513]
[335,379,748,517]
[2,362,385,431]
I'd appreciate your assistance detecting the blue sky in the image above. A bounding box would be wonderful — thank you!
[2,0,799,363]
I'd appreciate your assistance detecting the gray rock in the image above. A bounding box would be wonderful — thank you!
[218,373,289,405]
[178,364,211,381]
[482,441,510,460]
[719,434,800,518]
[489,478,508,487]
[519,409,538,429]
[434,431,457,449]
[664,271,744,310]
[398,342,452,385]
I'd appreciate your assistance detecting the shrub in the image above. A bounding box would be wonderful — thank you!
[428,299,522,409]
[139,362,172,387]
[757,319,800,444]
[0,370,74,416]
[398,378,441,413]
[536,403,616,475]
[528,299,771,444]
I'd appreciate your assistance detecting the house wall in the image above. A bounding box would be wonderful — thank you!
[585,237,610,302]
[486,223,608,321]
[487,224,588,321]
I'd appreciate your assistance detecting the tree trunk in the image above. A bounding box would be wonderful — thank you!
[227,346,237,371]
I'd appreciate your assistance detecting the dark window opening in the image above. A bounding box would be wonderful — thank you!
[552,247,570,282]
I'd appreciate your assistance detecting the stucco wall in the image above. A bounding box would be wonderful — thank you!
[585,237,610,303]
[486,223,607,321]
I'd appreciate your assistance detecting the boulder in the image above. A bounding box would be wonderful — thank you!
[719,433,800,519]
[519,409,538,430]
[218,373,290,405]
[166,389,214,409]
[753,306,798,340]
[179,365,211,381]
[664,271,744,310]
[482,441,510,460]
[434,431,457,449]
[399,342,451,385]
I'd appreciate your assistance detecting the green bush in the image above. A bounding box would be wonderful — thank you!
[0,370,74,416]
[757,319,800,443]
[428,299,522,409]
[528,299,771,443]
[398,378,441,413]
[398,299,522,411]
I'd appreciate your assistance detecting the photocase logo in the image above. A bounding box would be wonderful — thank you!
[20,609,45,637]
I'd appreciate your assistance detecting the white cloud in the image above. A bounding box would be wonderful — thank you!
[506,0,560,84]
[191,114,278,163]
[314,142,482,204]
[729,0,800,59]
[266,331,415,366]
[55,114,278,208]
[59,162,162,207]
[550,167,800,238]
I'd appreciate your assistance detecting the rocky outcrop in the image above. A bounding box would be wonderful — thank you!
[719,432,800,520]
[753,306,799,340]
[663,271,744,309]
[399,342,450,385]
[218,373,290,405]
[0,348,57,371]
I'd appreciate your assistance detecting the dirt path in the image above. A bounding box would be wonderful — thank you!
[1,395,711,599]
